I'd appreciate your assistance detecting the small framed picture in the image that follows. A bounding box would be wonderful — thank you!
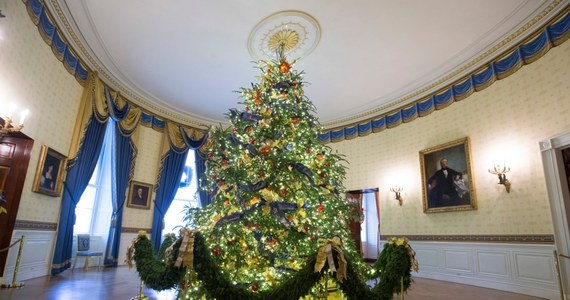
[32,145,67,197]
[420,137,477,213]
[127,181,153,209]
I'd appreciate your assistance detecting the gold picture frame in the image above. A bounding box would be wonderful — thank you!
[420,137,477,213]
[127,181,153,210]
[32,145,67,197]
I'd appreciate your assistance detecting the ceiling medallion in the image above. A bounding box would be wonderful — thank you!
[268,29,299,52]
[248,10,321,61]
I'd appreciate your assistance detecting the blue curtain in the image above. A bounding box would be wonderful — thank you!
[102,89,136,267]
[51,117,108,275]
[195,151,212,207]
[150,149,188,251]
[104,120,135,266]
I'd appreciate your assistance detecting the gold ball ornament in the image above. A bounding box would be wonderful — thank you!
[279,61,291,73]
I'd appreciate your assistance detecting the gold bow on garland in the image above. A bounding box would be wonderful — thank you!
[314,237,347,282]
[169,228,195,268]
[125,230,148,268]
[388,237,419,272]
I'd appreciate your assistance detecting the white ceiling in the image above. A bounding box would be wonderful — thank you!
[50,0,560,128]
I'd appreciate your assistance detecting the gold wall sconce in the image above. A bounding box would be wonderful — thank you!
[390,186,403,206]
[0,104,28,139]
[488,163,511,193]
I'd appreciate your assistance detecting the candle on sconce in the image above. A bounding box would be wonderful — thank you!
[19,109,29,126]
[7,103,17,119]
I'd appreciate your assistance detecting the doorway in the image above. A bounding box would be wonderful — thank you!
[540,132,570,298]
[0,135,34,274]
[347,188,380,261]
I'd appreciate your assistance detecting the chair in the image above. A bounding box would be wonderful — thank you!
[72,234,103,271]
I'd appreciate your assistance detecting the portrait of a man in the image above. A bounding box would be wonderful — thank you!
[127,181,152,209]
[420,138,476,213]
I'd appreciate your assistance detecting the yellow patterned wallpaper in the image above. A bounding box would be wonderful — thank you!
[330,41,570,235]
[122,126,163,229]
[1,1,82,222]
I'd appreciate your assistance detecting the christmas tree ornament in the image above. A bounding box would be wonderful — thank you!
[260,145,271,156]
[279,60,291,73]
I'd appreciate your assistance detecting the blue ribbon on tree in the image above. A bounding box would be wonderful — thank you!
[291,162,316,186]
[269,201,298,226]
[228,134,242,146]
[240,112,263,123]
[246,144,258,156]
[273,81,292,91]
[215,198,267,227]
[238,180,267,193]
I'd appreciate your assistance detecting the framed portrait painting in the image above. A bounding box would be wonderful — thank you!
[32,145,67,197]
[419,137,477,213]
[127,181,153,209]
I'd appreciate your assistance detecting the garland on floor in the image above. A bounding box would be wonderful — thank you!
[129,231,417,299]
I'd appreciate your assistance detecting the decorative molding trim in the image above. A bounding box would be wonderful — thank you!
[14,220,57,231]
[319,3,570,142]
[121,227,152,234]
[381,234,555,244]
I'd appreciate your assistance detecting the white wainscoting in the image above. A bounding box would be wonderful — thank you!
[384,241,560,299]
[2,230,56,282]
[118,232,139,267]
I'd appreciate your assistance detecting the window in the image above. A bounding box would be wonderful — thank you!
[162,150,201,237]
[73,164,98,234]
[73,121,114,250]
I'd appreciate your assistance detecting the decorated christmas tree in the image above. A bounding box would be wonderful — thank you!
[193,48,365,290]
[129,49,417,300]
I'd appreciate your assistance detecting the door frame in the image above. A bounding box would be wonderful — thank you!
[540,131,570,298]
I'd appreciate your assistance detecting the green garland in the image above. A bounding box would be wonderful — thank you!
[337,242,413,299]
[193,233,323,300]
[132,233,416,299]
[132,234,185,290]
